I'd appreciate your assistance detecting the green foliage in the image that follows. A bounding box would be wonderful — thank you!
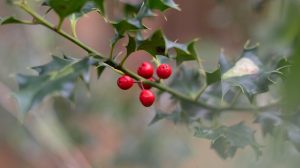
[126,35,137,56]
[14,56,91,114]
[137,30,198,63]
[49,0,87,19]
[173,40,198,65]
[2,0,300,161]
[256,111,300,152]
[112,19,145,36]
[147,0,180,11]
[137,30,167,56]
[0,16,28,25]
[207,47,282,102]
[169,66,204,97]
[195,122,262,159]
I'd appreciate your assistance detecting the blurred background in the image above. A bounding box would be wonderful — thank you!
[1,0,299,168]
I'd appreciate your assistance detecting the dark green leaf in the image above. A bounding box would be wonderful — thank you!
[223,73,271,102]
[97,66,106,79]
[89,55,106,79]
[136,2,155,19]
[137,30,198,60]
[218,46,277,102]
[124,3,141,18]
[0,16,28,25]
[73,1,97,18]
[211,136,238,159]
[126,35,137,56]
[195,122,262,159]
[14,56,90,114]
[137,30,167,56]
[172,40,198,65]
[49,0,87,19]
[206,68,221,85]
[31,55,70,75]
[169,66,204,97]
[149,109,185,125]
[255,111,282,136]
[112,19,145,35]
[147,0,180,11]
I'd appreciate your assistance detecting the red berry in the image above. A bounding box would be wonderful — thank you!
[139,78,155,90]
[139,90,155,107]
[137,62,154,78]
[117,75,134,90]
[156,64,172,79]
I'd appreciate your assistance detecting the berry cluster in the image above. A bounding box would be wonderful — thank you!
[117,62,172,107]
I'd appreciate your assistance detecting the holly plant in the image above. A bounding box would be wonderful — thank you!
[1,0,299,160]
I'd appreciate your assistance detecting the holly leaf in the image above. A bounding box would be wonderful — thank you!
[150,108,187,125]
[169,66,205,97]
[206,68,221,86]
[14,56,91,114]
[172,40,198,65]
[255,111,282,136]
[137,30,198,60]
[137,30,167,56]
[126,35,137,56]
[124,3,141,18]
[147,0,180,11]
[136,2,155,19]
[112,19,145,36]
[195,122,262,159]
[0,16,28,25]
[49,0,87,19]
[31,55,71,75]
[208,46,281,103]
[89,55,106,79]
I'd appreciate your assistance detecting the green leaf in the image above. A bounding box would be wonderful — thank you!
[74,1,97,18]
[206,68,221,85]
[172,40,198,65]
[204,49,234,86]
[137,30,167,56]
[137,30,198,61]
[31,55,70,75]
[255,112,282,136]
[205,46,281,103]
[147,0,180,11]
[195,122,262,159]
[112,19,145,36]
[124,3,140,18]
[14,56,90,114]
[0,16,28,25]
[97,65,106,79]
[136,2,155,19]
[223,73,271,102]
[89,55,106,79]
[126,35,137,56]
[169,66,204,97]
[49,0,87,19]
[149,109,185,125]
